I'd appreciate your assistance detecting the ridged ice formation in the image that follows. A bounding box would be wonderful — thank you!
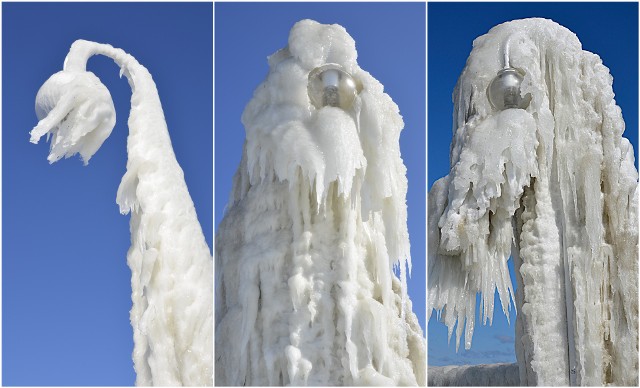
[31,40,213,386]
[428,19,638,386]
[215,20,425,386]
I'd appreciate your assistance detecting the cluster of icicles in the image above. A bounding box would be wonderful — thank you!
[215,20,425,386]
[429,18,638,386]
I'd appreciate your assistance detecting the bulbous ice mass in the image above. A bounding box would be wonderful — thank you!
[216,20,425,386]
[428,18,638,386]
[32,70,116,164]
[31,40,213,386]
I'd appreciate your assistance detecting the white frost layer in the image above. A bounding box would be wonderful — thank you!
[31,40,213,386]
[428,363,520,386]
[216,20,425,386]
[428,18,638,386]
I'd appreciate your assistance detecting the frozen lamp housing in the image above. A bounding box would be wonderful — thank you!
[487,67,531,110]
[308,63,357,110]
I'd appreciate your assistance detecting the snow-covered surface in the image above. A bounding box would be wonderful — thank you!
[428,363,520,386]
[215,20,425,386]
[31,40,213,386]
[428,18,638,386]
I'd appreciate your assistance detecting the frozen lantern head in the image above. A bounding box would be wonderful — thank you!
[308,63,358,110]
[30,70,116,164]
[487,67,531,110]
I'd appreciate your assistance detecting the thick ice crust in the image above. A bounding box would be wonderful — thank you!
[428,18,638,386]
[216,20,425,386]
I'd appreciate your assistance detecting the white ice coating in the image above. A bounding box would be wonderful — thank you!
[30,40,213,386]
[428,19,638,386]
[215,20,425,386]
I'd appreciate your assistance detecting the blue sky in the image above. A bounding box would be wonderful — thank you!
[428,2,638,366]
[3,3,212,385]
[215,2,426,333]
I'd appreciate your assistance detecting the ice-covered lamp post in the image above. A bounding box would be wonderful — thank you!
[215,20,425,386]
[428,18,638,386]
[31,40,213,386]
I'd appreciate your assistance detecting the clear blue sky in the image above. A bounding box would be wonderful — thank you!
[215,3,426,334]
[428,2,638,366]
[3,3,212,385]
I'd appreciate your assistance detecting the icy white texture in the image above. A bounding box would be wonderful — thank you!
[428,363,520,386]
[31,40,213,386]
[428,18,638,386]
[215,20,425,386]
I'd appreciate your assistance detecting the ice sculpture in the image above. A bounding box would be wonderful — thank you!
[30,40,213,386]
[428,18,638,386]
[215,20,425,386]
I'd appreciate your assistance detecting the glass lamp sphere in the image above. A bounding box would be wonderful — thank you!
[487,67,531,110]
[308,63,357,110]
